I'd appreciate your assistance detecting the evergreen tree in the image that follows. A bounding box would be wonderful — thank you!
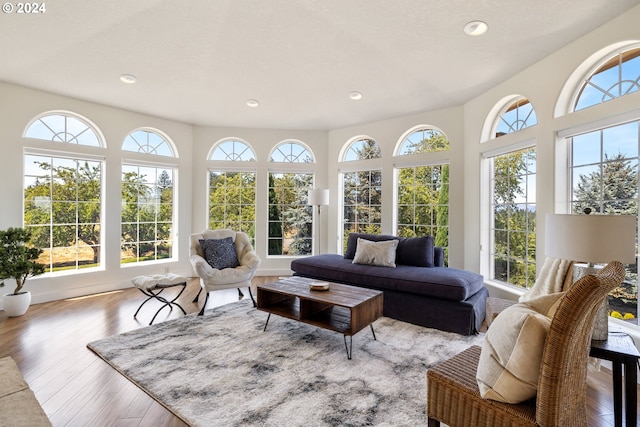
[573,153,638,215]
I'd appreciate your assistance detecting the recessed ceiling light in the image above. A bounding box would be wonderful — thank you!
[119,74,137,84]
[246,99,259,107]
[464,20,488,36]
[349,91,362,100]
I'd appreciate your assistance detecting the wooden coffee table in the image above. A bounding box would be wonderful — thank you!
[257,277,383,359]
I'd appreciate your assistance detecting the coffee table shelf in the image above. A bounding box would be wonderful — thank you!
[257,277,383,358]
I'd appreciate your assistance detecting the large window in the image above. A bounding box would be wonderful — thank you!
[24,155,103,272]
[121,165,175,264]
[396,127,450,263]
[569,121,639,321]
[208,139,257,242]
[341,138,382,250]
[121,129,176,265]
[268,173,313,255]
[490,147,537,288]
[343,170,382,238]
[208,171,256,238]
[23,112,105,273]
[268,141,314,256]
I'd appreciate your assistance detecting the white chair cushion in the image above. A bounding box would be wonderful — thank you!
[132,273,187,291]
[476,292,564,404]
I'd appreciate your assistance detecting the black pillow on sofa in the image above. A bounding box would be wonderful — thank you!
[396,235,435,267]
[344,233,435,267]
[199,237,240,270]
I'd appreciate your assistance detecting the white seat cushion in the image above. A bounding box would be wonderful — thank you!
[132,273,187,291]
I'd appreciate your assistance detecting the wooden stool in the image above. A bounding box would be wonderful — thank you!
[132,273,188,325]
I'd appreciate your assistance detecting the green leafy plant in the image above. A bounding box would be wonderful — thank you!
[0,227,46,295]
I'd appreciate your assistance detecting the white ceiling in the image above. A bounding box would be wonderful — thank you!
[1,0,638,130]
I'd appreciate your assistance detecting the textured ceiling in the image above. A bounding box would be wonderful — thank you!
[1,0,638,130]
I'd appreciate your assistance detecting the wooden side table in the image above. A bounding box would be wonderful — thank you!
[590,331,640,427]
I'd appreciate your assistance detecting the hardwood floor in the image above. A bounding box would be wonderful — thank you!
[0,277,634,426]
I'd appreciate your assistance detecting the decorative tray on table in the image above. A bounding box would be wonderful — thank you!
[309,281,330,291]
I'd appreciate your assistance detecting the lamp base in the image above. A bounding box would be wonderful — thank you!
[573,263,608,341]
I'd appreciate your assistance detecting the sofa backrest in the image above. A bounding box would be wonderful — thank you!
[343,233,440,267]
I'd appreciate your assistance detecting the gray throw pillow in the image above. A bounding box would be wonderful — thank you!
[352,238,398,267]
[199,237,240,270]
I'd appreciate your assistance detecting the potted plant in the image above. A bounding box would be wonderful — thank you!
[0,227,46,317]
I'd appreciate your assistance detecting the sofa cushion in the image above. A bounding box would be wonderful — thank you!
[291,254,484,302]
[199,237,240,270]
[344,233,435,267]
[352,238,398,267]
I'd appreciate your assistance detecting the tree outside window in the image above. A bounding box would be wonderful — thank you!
[121,165,174,264]
[24,155,102,271]
[490,147,537,288]
[570,121,639,322]
[207,139,257,244]
[208,171,257,244]
[341,138,382,251]
[396,128,450,264]
[267,173,313,255]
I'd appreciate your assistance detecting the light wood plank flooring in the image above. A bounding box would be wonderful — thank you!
[0,277,635,426]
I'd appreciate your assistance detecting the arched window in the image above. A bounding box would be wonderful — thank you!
[396,127,449,155]
[340,137,382,251]
[482,98,537,288]
[342,138,381,161]
[269,140,313,163]
[207,138,257,242]
[557,43,640,323]
[209,139,256,161]
[268,141,315,256]
[575,47,640,111]
[395,127,450,264]
[23,112,105,274]
[24,111,103,147]
[122,129,176,156]
[494,97,537,137]
[121,129,177,265]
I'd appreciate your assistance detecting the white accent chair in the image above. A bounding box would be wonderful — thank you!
[189,229,261,315]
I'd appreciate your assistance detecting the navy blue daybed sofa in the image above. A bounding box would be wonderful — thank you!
[290,233,488,335]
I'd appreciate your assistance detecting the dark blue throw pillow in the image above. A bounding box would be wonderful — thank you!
[199,237,240,270]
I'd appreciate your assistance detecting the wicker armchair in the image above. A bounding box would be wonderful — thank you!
[426,261,625,427]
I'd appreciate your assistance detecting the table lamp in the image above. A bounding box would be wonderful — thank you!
[545,213,636,340]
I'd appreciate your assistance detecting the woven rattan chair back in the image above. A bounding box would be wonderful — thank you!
[426,261,625,427]
[535,260,625,426]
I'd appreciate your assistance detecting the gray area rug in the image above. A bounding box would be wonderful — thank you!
[87,299,483,426]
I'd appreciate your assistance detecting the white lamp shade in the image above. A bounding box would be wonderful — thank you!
[308,189,329,206]
[545,213,636,264]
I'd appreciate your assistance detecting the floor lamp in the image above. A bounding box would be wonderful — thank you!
[544,213,636,340]
[308,189,329,255]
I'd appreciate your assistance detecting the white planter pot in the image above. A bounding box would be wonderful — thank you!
[3,291,32,317]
